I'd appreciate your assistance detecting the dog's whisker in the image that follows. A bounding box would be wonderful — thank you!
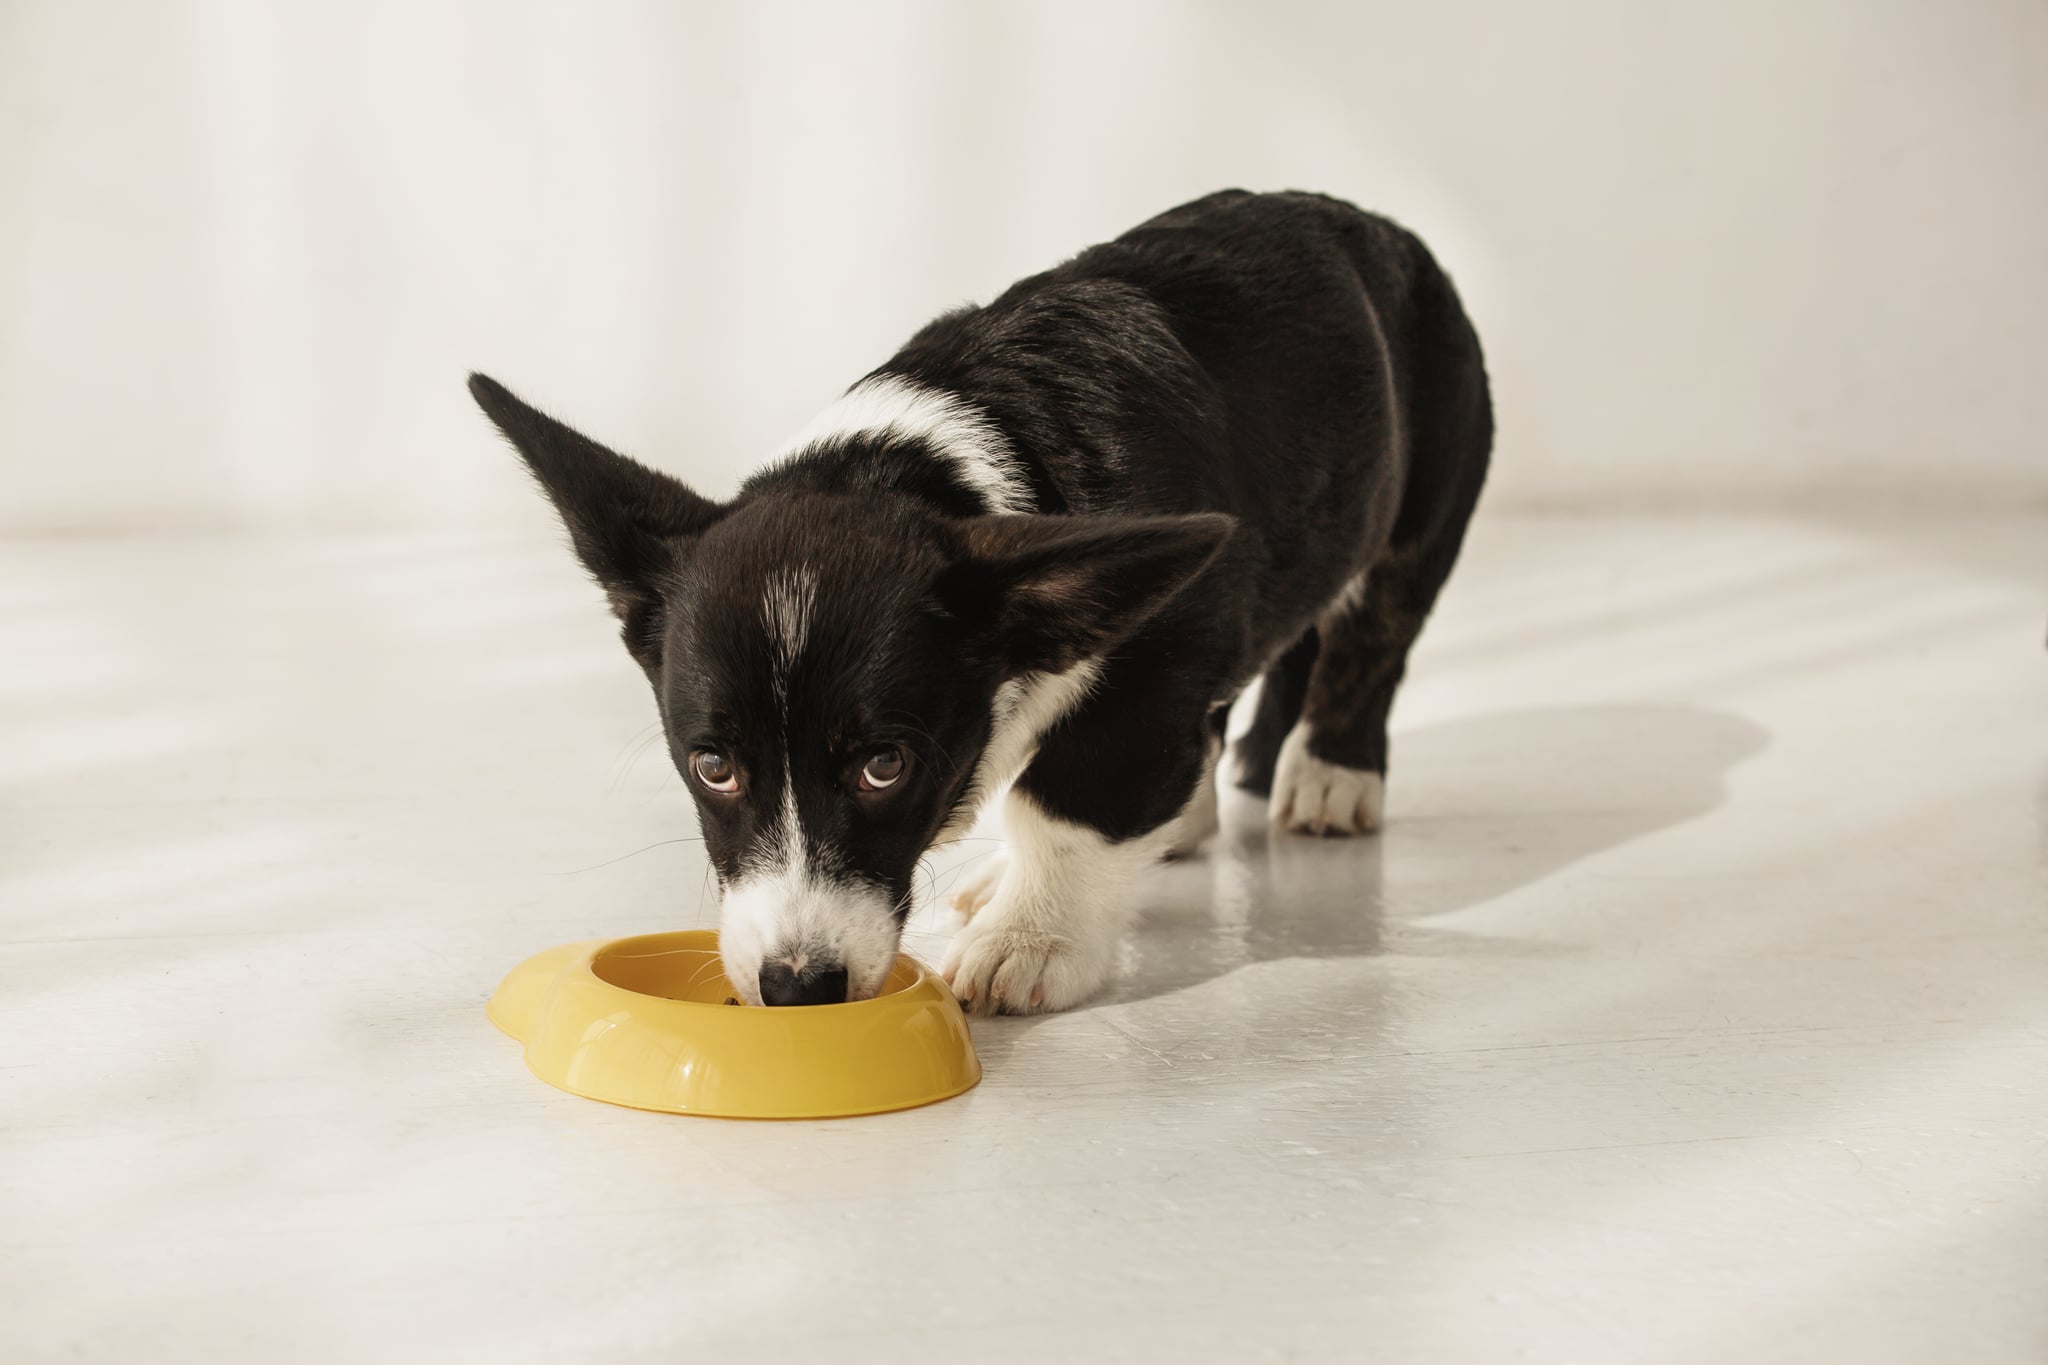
[693,862,717,925]
[681,955,730,992]
[932,860,986,898]
[922,836,1004,852]
[605,723,670,795]
[910,861,943,911]
[547,836,705,876]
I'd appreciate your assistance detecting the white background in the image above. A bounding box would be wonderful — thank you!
[3,0,2044,531]
[5,10,2047,1359]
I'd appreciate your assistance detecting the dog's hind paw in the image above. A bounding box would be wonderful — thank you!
[946,849,1009,921]
[1270,724,1384,837]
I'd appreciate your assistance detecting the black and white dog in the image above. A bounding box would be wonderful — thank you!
[472,189,1490,1014]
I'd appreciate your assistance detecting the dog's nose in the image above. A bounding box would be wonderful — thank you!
[757,962,850,1007]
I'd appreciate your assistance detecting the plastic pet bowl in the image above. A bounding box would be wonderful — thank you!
[487,930,981,1118]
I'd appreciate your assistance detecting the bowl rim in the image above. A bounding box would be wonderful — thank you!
[586,929,928,1011]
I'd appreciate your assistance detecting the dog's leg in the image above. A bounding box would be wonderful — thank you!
[948,707,1210,932]
[939,789,1162,1014]
[1232,627,1318,795]
[1273,349,1489,835]
[1272,546,1448,837]
[942,677,1209,1014]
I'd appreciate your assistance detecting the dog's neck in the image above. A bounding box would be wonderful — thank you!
[750,373,1044,518]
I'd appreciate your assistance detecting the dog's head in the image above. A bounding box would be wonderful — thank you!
[471,375,1227,1004]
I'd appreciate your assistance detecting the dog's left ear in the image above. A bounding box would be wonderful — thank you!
[469,373,723,666]
[939,512,1235,674]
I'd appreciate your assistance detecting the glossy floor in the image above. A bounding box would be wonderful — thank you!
[3,515,2043,1363]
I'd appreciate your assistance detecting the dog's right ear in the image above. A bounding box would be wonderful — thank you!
[469,373,723,666]
[937,511,1235,675]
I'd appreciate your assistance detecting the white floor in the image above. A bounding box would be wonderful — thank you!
[3,514,2044,1364]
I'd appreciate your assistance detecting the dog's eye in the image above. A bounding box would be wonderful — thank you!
[858,748,906,792]
[692,749,740,795]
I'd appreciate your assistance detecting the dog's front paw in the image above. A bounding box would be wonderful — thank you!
[940,917,1112,1016]
[946,849,1009,921]
[1271,726,1384,836]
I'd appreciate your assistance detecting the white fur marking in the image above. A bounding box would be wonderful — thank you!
[940,789,1170,1014]
[1270,721,1385,836]
[933,659,1103,844]
[773,758,803,862]
[783,375,1034,514]
[761,565,817,679]
[760,565,820,882]
[1328,567,1372,619]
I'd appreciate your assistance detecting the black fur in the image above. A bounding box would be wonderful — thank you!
[472,189,1491,1004]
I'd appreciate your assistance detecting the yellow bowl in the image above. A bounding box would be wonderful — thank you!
[486,930,980,1119]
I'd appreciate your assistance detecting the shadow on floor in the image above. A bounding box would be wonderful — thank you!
[1095,703,1771,1008]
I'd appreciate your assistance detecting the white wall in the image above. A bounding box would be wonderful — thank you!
[3,0,2044,530]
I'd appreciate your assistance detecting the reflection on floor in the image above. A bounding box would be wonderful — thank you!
[2,515,2043,1364]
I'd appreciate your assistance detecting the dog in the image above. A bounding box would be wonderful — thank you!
[471,189,1491,1014]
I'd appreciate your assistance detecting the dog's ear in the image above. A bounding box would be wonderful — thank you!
[938,512,1235,673]
[469,373,722,666]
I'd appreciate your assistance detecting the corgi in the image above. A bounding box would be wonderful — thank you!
[471,189,1491,1013]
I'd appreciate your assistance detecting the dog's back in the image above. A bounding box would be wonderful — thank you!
[860,188,1491,690]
